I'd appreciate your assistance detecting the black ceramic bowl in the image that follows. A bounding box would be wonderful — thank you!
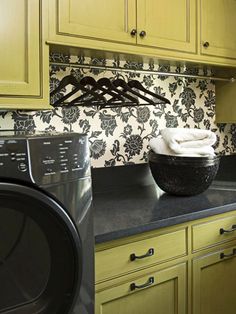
[148,150,220,196]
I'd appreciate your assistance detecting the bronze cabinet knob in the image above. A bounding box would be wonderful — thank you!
[139,30,147,38]
[203,41,210,48]
[130,29,137,37]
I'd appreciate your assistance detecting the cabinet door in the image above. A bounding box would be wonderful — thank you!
[215,80,236,123]
[55,0,136,44]
[0,0,49,109]
[193,246,236,314]
[96,263,186,314]
[137,0,196,53]
[0,0,40,96]
[200,0,236,59]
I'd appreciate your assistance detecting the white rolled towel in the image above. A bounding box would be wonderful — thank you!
[150,136,175,155]
[150,128,216,157]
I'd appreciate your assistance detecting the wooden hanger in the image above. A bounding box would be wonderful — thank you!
[50,75,103,107]
[69,76,106,106]
[110,79,139,105]
[112,79,155,105]
[97,78,124,101]
[50,75,170,108]
[128,80,171,104]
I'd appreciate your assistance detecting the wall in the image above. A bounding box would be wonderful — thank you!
[0,53,236,167]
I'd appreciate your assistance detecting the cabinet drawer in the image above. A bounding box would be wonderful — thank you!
[96,263,186,314]
[95,228,187,283]
[192,215,236,251]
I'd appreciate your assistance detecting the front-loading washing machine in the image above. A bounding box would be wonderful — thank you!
[0,131,94,314]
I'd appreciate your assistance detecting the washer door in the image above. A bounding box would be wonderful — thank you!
[0,183,82,314]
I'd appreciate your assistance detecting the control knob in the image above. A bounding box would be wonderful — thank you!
[18,163,28,172]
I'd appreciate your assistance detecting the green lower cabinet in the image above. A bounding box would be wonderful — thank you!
[96,263,186,314]
[193,246,236,314]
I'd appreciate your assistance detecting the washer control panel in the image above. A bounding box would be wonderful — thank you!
[0,138,29,180]
[0,132,90,185]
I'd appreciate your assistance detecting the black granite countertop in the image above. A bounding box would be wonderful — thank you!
[92,158,236,244]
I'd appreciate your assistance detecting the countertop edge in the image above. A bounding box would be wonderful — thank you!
[95,203,236,244]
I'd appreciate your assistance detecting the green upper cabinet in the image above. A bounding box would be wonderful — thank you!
[200,0,236,59]
[0,0,49,110]
[51,0,136,44]
[48,0,236,67]
[48,0,198,56]
[137,0,196,53]
[215,80,236,123]
[51,0,196,53]
[0,0,39,96]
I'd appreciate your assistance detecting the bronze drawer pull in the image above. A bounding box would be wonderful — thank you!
[130,276,154,291]
[220,248,236,259]
[219,225,236,235]
[130,248,154,261]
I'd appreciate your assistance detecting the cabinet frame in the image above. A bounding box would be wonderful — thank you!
[0,0,50,110]
[48,0,236,68]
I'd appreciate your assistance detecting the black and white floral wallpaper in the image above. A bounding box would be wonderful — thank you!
[0,52,236,167]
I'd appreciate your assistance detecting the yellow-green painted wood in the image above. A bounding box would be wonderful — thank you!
[137,0,196,53]
[48,0,236,67]
[96,263,186,314]
[215,80,236,123]
[96,228,187,283]
[55,0,136,44]
[193,246,236,314]
[0,0,40,95]
[200,0,236,60]
[95,211,236,313]
[0,0,50,110]
[192,214,236,252]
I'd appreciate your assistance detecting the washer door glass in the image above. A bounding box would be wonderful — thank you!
[0,183,82,314]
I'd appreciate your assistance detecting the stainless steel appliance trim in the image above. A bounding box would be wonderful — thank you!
[50,62,235,82]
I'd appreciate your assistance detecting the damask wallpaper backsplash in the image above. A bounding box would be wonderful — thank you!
[1,53,236,167]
